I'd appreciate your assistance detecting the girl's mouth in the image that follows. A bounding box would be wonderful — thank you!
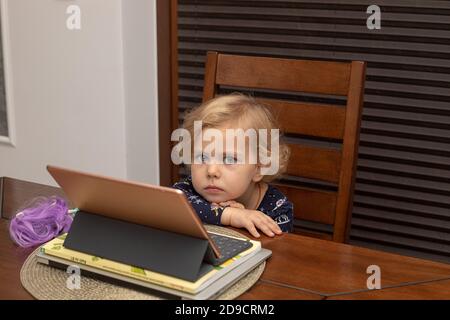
[204,185,224,193]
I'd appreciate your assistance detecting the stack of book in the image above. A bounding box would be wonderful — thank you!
[36,232,271,299]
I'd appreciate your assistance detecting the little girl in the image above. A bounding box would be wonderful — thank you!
[173,94,293,238]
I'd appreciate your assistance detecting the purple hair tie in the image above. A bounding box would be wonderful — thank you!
[9,196,74,248]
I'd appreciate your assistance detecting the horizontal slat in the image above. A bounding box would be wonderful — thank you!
[352,207,450,233]
[356,171,450,196]
[180,73,348,105]
[354,194,450,220]
[361,134,450,155]
[359,141,449,161]
[292,227,333,240]
[366,80,450,98]
[257,98,346,139]
[274,183,337,225]
[359,146,450,169]
[216,54,351,95]
[367,67,450,83]
[357,159,450,182]
[362,110,450,129]
[286,144,342,183]
[365,96,450,115]
[294,219,334,234]
[356,183,450,208]
[351,217,450,244]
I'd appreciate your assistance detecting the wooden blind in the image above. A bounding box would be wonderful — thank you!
[175,0,450,264]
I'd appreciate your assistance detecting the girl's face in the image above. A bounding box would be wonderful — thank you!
[190,125,263,203]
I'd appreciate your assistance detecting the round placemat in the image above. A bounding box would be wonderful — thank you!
[20,225,264,300]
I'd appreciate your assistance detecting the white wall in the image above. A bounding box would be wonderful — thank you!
[0,0,159,186]
[121,0,159,184]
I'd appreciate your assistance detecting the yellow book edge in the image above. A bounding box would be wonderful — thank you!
[40,232,261,294]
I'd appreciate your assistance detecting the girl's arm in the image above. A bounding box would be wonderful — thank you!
[266,197,294,233]
[219,197,294,236]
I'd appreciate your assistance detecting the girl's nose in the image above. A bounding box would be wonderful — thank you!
[207,164,221,178]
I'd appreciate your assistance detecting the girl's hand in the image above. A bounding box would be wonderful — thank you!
[221,207,282,238]
[218,200,245,209]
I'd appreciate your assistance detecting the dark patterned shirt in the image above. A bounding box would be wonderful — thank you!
[172,176,293,232]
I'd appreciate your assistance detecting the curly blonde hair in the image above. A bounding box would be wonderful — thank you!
[182,93,290,182]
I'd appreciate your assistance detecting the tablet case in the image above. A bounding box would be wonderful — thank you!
[64,211,214,282]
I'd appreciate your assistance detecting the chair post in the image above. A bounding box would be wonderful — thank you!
[333,61,366,243]
[202,51,219,101]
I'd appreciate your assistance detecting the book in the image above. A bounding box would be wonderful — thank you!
[37,247,272,300]
[40,231,262,294]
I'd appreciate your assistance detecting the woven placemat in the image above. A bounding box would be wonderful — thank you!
[20,225,265,300]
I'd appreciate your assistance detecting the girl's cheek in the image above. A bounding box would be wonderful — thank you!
[190,164,204,176]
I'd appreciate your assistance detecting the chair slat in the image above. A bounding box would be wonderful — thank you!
[257,98,346,139]
[286,144,342,183]
[274,184,337,225]
[293,230,333,241]
[216,54,351,96]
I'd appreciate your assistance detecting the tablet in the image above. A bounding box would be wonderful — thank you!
[46,165,221,258]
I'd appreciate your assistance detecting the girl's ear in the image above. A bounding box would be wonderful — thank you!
[252,165,264,182]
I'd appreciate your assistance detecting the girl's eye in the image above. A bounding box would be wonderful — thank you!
[195,154,209,163]
[224,155,237,165]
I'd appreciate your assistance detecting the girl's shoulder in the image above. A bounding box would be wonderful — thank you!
[172,175,194,190]
[265,184,288,200]
[173,175,192,185]
[258,183,292,211]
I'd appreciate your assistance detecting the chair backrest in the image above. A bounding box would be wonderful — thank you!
[202,51,366,243]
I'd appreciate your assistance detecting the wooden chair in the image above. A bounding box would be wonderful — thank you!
[202,51,366,243]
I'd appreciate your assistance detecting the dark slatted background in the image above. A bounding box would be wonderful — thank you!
[175,0,450,264]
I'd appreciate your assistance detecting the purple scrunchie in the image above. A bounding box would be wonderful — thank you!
[9,196,73,248]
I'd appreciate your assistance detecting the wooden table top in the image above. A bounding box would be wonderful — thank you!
[327,279,450,300]
[253,231,450,296]
[0,219,35,299]
[1,177,449,299]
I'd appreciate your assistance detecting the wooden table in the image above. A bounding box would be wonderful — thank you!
[1,177,449,300]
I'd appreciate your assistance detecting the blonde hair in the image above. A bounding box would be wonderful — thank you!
[182,93,290,182]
